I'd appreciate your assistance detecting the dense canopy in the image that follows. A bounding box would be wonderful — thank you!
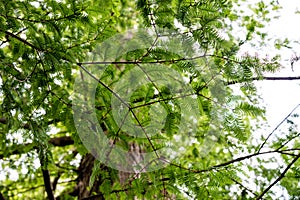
[0,0,299,199]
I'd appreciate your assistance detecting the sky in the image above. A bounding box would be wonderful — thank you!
[238,0,300,128]
[260,0,300,132]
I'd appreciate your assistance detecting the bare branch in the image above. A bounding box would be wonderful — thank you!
[227,76,300,85]
[42,169,56,200]
[256,153,300,199]
[162,148,300,173]
[257,103,300,153]
[231,177,258,198]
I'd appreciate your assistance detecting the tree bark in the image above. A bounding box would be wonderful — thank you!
[42,169,56,200]
[75,154,104,200]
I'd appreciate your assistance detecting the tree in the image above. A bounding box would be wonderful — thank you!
[0,0,299,199]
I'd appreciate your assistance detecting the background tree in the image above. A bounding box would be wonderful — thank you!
[0,0,299,199]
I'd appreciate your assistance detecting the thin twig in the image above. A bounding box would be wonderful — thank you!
[160,148,300,173]
[256,153,300,199]
[257,104,300,153]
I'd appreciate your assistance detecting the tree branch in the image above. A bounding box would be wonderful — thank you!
[49,136,74,147]
[0,117,58,130]
[52,173,61,192]
[42,169,56,200]
[0,136,74,159]
[0,11,82,24]
[0,29,42,51]
[0,117,30,129]
[256,153,300,199]
[257,103,300,153]
[227,76,300,85]
[230,177,258,198]
[80,178,171,200]
[78,58,300,86]
[162,148,300,173]
[0,192,7,200]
